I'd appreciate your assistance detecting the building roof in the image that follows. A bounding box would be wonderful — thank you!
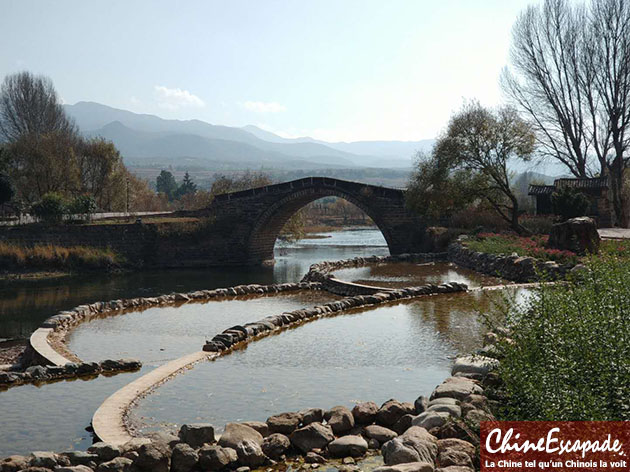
[528,176,609,196]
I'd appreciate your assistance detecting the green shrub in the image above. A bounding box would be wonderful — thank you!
[31,192,67,224]
[551,186,590,221]
[68,194,97,221]
[496,256,630,420]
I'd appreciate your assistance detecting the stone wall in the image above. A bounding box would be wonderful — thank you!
[447,241,572,282]
[0,220,244,268]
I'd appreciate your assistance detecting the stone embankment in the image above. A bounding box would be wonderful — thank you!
[448,241,574,282]
[1,343,500,472]
[301,253,448,296]
[0,359,141,390]
[202,282,466,354]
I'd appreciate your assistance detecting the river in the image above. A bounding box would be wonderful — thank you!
[0,228,520,457]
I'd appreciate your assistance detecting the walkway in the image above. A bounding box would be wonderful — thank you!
[598,228,630,239]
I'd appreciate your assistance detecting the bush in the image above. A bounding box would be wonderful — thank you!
[30,192,67,224]
[466,233,579,265]
[520,214,555,234]
[551,186,590,221]
[0,242,122,270]
[496,256,630,420]
[0,174,14,206]
[68,194,97,221]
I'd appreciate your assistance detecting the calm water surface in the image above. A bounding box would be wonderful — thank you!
[0,228,387,339]
[132,288,527,434]
[331,261,504,289]
[0,229,385,456]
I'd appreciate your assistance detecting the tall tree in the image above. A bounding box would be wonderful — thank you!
[175,171,198,199]
[407,102,536,234]
[0,71,76,142]
[503,0,630,226]
[156,170,178,201]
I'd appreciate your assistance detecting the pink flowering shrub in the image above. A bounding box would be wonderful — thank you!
[467,233,579,265]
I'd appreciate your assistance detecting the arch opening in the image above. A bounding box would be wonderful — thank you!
[247,188,394,264]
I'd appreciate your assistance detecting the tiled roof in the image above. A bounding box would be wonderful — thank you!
[528,185,555,195]
[528,176,609,196]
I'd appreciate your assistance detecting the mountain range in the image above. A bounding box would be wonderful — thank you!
[64,102,434,171]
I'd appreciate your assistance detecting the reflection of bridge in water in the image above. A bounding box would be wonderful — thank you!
[197,177,425,265]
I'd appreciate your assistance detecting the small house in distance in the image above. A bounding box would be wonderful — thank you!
[528,176,613,227]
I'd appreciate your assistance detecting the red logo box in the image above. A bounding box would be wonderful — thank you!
[481,421,630,471]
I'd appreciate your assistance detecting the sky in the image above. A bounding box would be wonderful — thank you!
[1,0,542,143]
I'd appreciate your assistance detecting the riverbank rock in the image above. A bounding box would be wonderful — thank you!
[170,444,198,472]
[87,443,120,462]
[235,439,265,467]
[1,455,28,472]
[548,216,600,255]
[241,421,269,438]
[267,412,302,435]
[324,406,355,435]
[381,427,438,466]
[451,356,498,377]
[261,434,290,459]
[328,436,368,458]
[290,423,335,453]
[178,423,215,448]
[134,442,170,472]
[352,402,379,424]
[364,425,398,444]
[218,423,263,449]
[437,439,475,467]
[96,456,133,471]
[300,408,324,425]
[198,445,237,470]
[376,400,415,427]
[374,463,435,472]
[430,377,483,401]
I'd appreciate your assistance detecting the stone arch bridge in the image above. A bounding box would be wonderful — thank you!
[197,177,426,265]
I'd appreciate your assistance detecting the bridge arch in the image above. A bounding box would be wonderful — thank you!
[248,187,394,263]
[206,177,425,265]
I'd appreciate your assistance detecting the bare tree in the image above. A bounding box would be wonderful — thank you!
[504,0,630,226]
[0,71,76,142]
[502,0,596,178]
[584,0,630,226]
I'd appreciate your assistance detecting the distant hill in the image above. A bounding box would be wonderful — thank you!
[64,102,428,170]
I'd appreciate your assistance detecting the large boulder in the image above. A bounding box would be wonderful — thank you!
[324,406,355,435]
[381,427,438,466]
[290,422,335,453]
[178,423,216,448]
[218,423,263,449]
[299,408,324,425]
[241,421,269,438]
[430,378,483,401]
[262,433,291,459]
[266,412,302,435]
[87,443,120,462]
[198,445,237,470]
[1,455,29,472]
[451,356,498,377]
[364,425,398,443]
[376,400,415,427]
[170,443,199,472]
[548,216,600,255]
[352,401,379,424]
[134,442,170,472]
[235,439,265,467]
[96,457,133,471]
[328,435,368,458]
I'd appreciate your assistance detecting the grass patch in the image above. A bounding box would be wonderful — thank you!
[465,232,579,265]
[493,254,630,421]
[0,242,124,271]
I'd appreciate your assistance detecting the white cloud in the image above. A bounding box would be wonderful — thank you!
[243,101,287,113]
[154,85,205,110]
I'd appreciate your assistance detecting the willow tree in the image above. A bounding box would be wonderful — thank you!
[407,102,536,234]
